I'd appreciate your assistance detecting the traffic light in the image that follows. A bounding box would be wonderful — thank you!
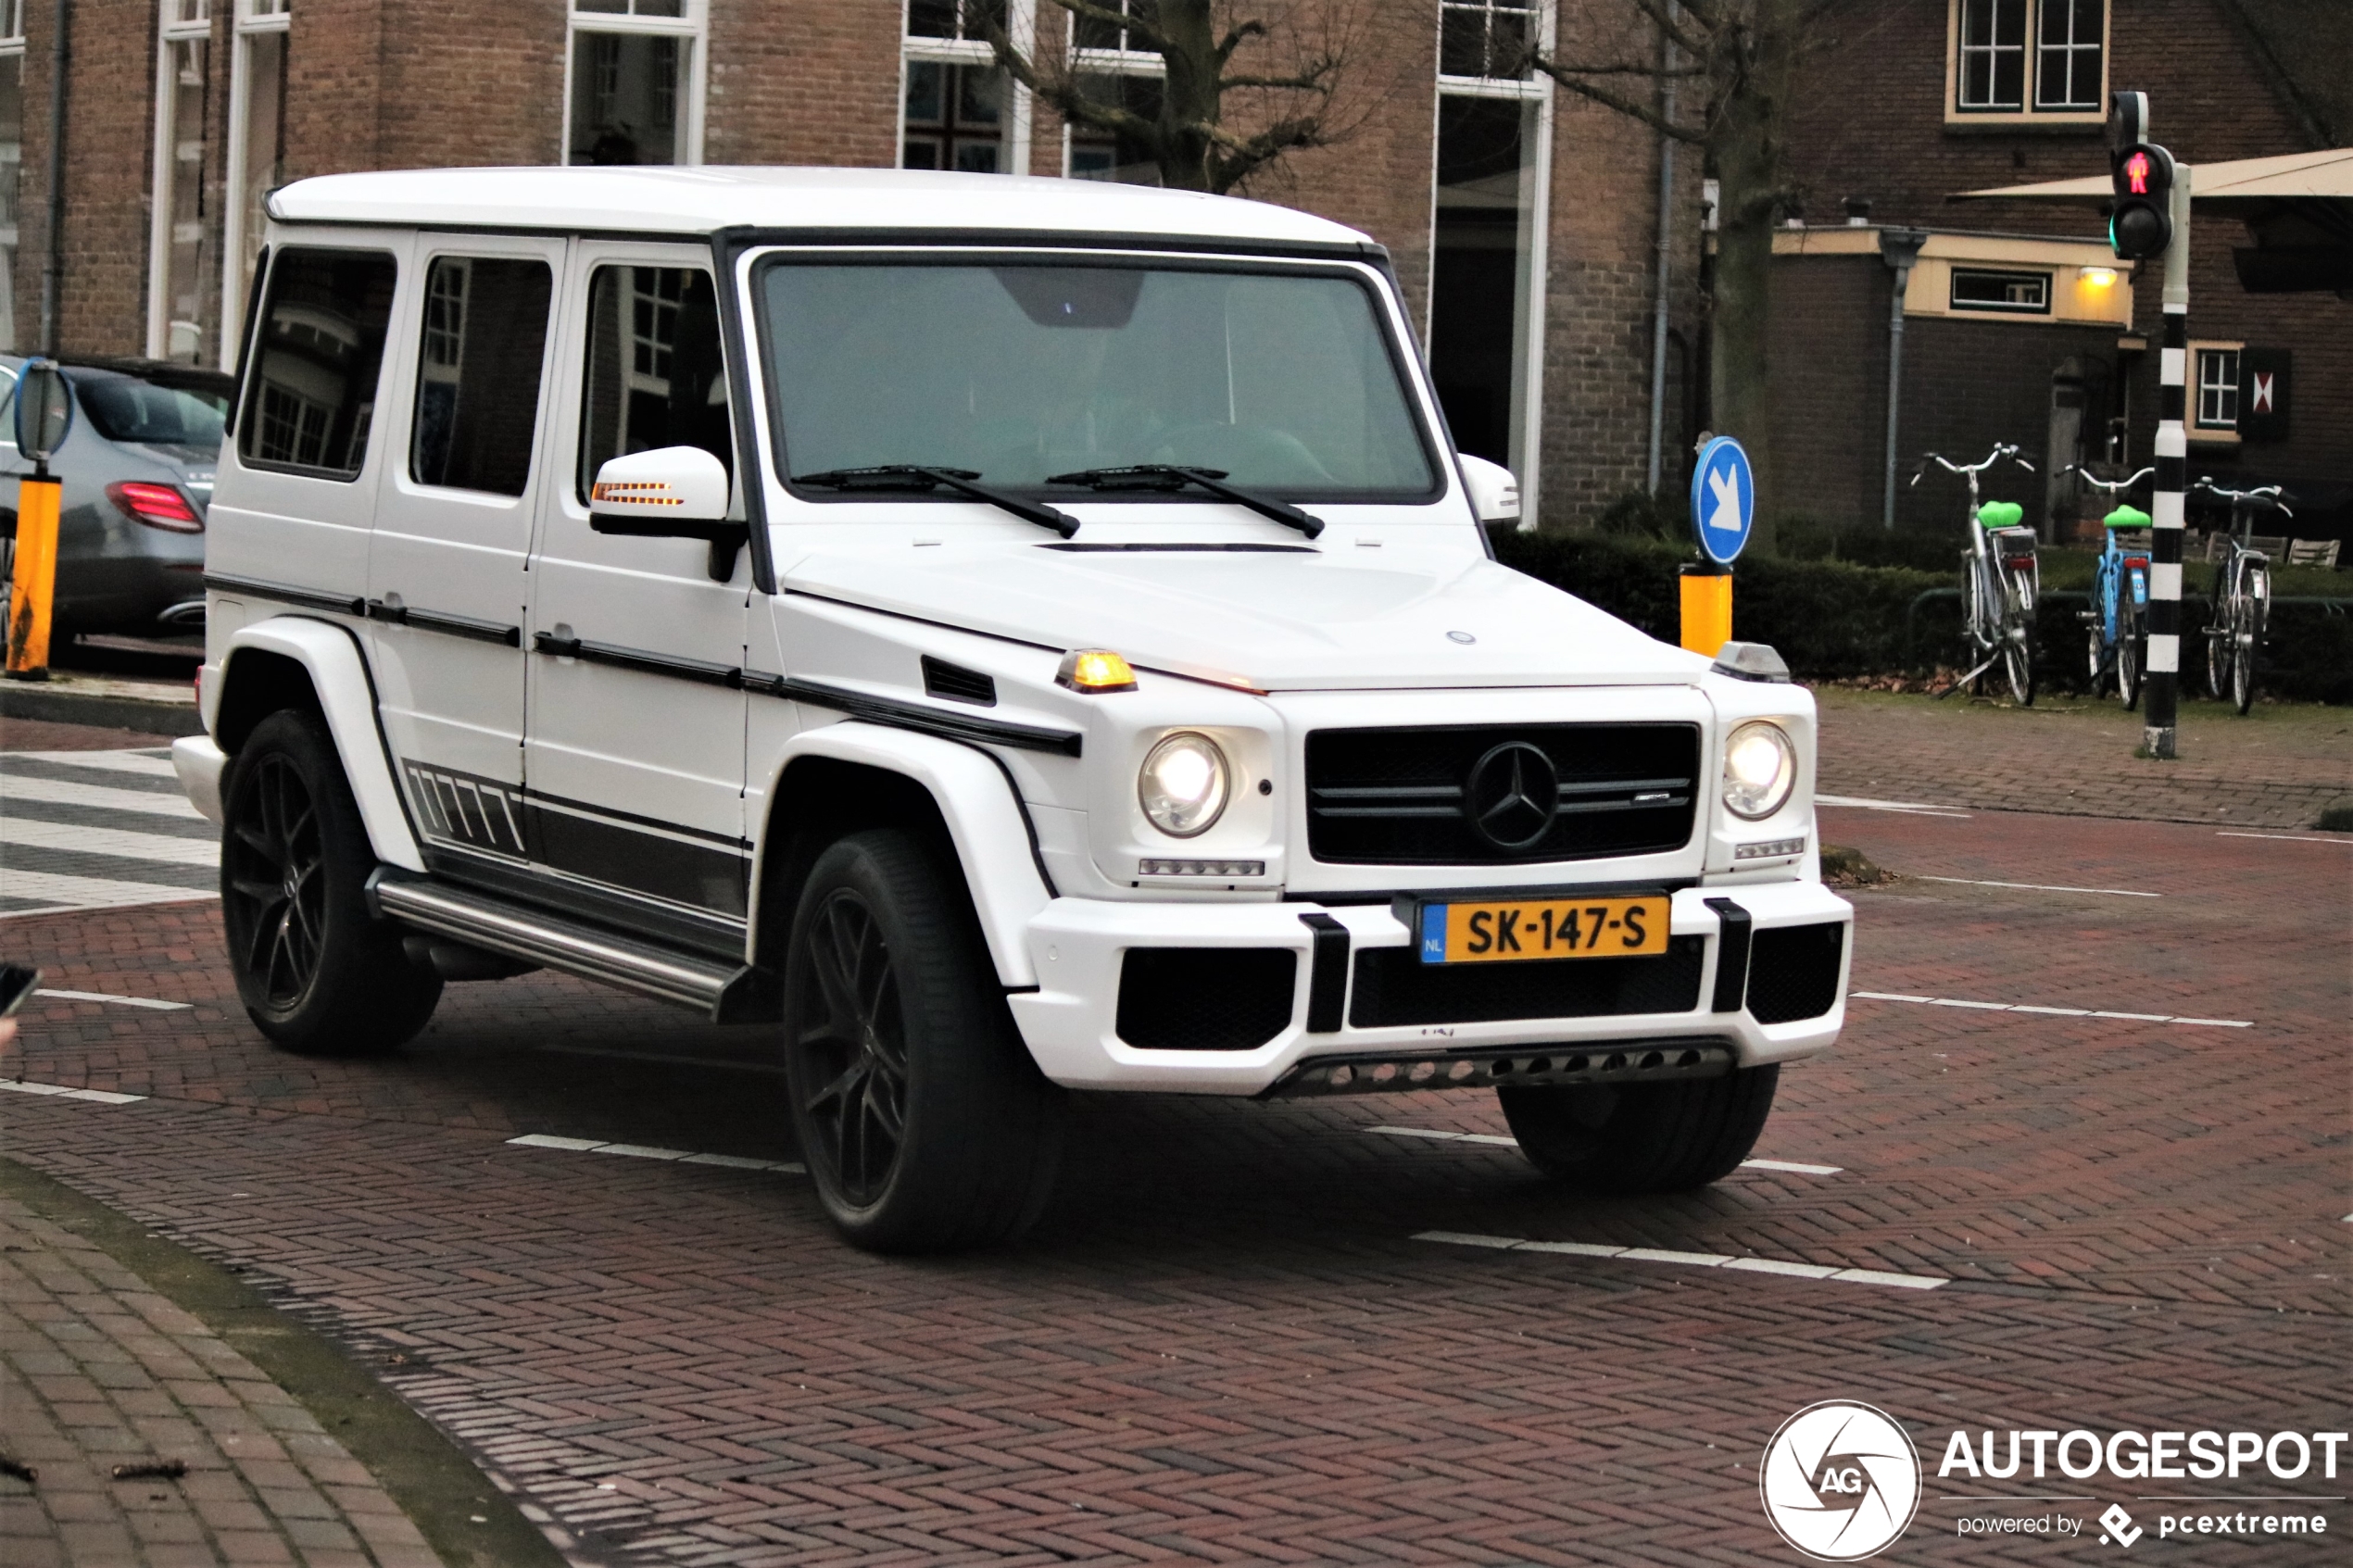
[2109,142,2174,260]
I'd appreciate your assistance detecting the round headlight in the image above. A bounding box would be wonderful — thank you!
[1721,721,1796,821]
[1139,732,1230,838]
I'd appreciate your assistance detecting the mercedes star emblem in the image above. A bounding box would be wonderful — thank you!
[1465,741,1557,851]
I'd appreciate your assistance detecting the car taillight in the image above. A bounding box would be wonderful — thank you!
[106,481,204,533]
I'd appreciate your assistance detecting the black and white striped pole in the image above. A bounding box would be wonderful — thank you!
[2108,93,2184,757]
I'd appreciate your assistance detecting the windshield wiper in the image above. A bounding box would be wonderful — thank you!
[792,465,1079,539]
[1045,465,1324,541]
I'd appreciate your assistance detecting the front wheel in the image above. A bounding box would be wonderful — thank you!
[2207,603,2234,701]
[2233,586,2264,715]
[220,709,441,1053]
[781,829,1065,1253]
[1498,1065,1779,1194]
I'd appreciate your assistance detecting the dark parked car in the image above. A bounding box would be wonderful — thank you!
[1,354,231,639]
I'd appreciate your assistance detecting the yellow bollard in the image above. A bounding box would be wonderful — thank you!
[1679,565,1732,659]
[5,476,60,680]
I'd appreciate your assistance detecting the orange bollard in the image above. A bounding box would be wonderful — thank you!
[5,476,60,680]
[1679,564,1731,659]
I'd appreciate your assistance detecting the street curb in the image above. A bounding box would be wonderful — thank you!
[0,1155,572,1568]
[0,683,205,736]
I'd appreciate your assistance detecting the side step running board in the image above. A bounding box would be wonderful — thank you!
[367,872,777,1024]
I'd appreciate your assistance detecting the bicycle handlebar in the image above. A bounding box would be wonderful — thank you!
[2191,476,2296,519]
[1911,444,2036,485]
[2060,463,2155,495]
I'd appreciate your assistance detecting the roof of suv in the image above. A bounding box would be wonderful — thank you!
[267,166,1376,251]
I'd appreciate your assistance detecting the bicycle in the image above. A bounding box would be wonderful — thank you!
[2061,464,2155,708]
[1914,444,2040,705]
[2190,477,2289,716]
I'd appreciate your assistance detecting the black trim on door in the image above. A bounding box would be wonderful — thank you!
[746,671,1083,758]
[370,600,522,646]
[709,232,775,596]
[204,573,365,617]
[531,631,743,688]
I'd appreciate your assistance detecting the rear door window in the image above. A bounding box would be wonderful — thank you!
[409,256,555,495]
[237,247,398,481]
[576,266,733,502]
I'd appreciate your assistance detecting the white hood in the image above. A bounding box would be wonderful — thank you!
[777,540,1710,692]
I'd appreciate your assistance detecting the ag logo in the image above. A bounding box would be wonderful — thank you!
[1759,1400,1922,1561]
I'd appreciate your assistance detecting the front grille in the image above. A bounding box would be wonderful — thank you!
[1116,947,1298,1051]
[1305,723,1700,864]
[1348,936,1704,1028]
[1745,922,1844,1023]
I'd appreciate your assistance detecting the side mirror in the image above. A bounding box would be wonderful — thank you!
[1457,453,1520,526]
[15,360,73,467]
[589,445,746,582]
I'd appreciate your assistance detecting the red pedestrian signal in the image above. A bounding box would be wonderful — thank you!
[2123,150,2151,195]
[2109,141,2174,261]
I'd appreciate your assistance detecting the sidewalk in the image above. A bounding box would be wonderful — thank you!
[0,1196,444,1568]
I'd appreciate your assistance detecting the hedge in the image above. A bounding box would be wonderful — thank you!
[1491,530,2353,704]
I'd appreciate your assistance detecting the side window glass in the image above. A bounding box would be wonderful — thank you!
[410,257,555,495]
[578,266,732,503]
[238,247,398,481]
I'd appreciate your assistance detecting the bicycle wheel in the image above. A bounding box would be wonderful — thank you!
[2233,578,2264,715]
[2085,622,2108,693]
[2207,596,2233,700]
[1964,557,1994,694]
[2004,569,2035,706]
[2117,608,2142,709]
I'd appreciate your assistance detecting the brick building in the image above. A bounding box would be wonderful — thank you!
[0,0,1709,533]
[1773,0,2351,540]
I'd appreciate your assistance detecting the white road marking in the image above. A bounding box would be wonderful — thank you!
[1367,1125,1841,1175]
[1415,1230,1946,1289]
[32,989,192,1011]
[1916,875,2158,898]
[1,816,220,866]
[0,870,216,914]
[1818,794,1971,818]
[2218,831,2353,846]
[1849,991,2250,1028]
[0,773,205,818]
[12,750,181,777]
[0,1078,145,1105]
[507,1133,803,1173]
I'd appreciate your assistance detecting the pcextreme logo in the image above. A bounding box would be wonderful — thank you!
[1760,1401,1924,1561]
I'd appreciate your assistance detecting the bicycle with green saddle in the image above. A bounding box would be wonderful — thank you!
[1914,444,2040,705]
[2063,463,2156,707]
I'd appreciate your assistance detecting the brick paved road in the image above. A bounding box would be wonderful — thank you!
[2,808,2347,1564]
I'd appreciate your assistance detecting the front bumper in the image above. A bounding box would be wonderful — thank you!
[1007,880,1852,1094]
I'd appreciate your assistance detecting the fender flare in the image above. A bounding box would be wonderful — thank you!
[752,722,1054,988]
[217,617,425,872]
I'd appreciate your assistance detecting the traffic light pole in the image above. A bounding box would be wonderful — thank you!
[2143,168,2191,759]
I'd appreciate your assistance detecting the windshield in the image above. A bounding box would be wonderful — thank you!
[72,375,228,451]
[758,258,1436,498]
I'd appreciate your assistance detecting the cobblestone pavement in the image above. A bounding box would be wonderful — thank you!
[1813,688,2351,828]
[1,796,2345,1565]
[0,1198,442,1568]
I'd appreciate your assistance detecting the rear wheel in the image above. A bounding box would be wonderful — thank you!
[1498,1065,1779,1194]
[781,829,1064,1253]
[2084,621,2107,694]
[2116,612,2142,709]
[2002,583,2035,707]
[220,709,440,1053]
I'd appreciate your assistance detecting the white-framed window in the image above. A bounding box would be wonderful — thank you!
[145,1,214,363]
[903,0,1030,176]
[1063,1,1161,182]
[1949,267,2051,314]
[0,0,25,351]
[219,0,291,371]
[565,0,704,167]
[1949,0,2105,121]
[1429,2,1551,525]
[2193,342,2243,435]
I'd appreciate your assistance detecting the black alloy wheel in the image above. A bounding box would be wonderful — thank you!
[1499,1065,1780,1194]
[220,709,441,1053]
[792,887,911,1208]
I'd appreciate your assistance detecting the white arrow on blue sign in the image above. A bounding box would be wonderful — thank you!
[1689,435,1755,566]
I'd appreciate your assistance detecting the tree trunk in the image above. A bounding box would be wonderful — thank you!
[1156,0,1218,192]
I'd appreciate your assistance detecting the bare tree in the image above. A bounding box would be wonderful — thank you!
[1528,0,1818,546]
[975,1,1349,194]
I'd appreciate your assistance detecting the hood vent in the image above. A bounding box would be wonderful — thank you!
[921,656,998,707]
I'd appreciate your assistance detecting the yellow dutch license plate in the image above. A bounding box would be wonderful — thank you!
[1416,896,1669,965]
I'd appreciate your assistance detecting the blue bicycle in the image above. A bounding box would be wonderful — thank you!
[2064,464,2154,708]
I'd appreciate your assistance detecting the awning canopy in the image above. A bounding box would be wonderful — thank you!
[1954,147,2353,210]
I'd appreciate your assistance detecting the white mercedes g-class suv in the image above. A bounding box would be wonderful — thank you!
[174,167,1851,1252]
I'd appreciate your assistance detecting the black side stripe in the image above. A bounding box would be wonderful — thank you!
[371,600,522,646]
[958,739,1061,900]
[204,572,365,617]
[532,632,743,688]
[749,671,1084,758]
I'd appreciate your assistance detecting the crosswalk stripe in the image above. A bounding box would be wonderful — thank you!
[10,749,181,778]
[1,816,220,867]
[0,772,206,819]
[0,868,217,913]
[0,756,193,795]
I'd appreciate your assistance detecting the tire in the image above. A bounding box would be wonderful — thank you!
[2117,615,2142,710]
[220,709,441,1053]
[2084,621,2106,695]
[2207,602,2233,701]
[2233,590,2262,715]
[2003,582,2035,707]
[781,829,1065,1253]
[1498,1065,1780,1195]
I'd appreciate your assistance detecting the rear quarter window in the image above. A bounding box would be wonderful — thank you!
[237,247,398,481]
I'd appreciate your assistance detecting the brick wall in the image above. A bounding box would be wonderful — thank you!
[705,0,899,168]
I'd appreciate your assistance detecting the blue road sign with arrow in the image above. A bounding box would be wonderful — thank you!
[1690,435,1755,566]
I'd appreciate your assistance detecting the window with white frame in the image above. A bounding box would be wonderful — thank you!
[1438,0,1539,82]
[1951,0,2105,119]
[1065,0,1160,182]
[2194,343,2243,433]
[220,0,290,371]
[147,1,214,363]
[0,0,25,351]
[903,1,1026,174]
[566,0,703,167]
